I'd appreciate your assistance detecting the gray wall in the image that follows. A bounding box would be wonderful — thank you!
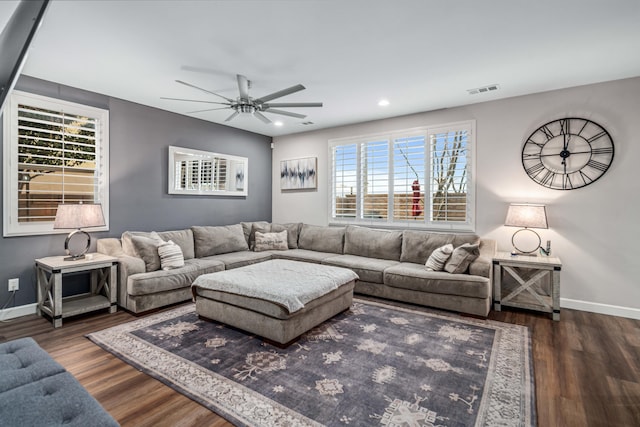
[0,76,272,308]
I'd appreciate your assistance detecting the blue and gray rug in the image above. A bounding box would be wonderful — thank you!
[88,299,535,426]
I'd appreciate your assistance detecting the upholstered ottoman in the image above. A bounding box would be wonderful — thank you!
[192,259,358,344]
[0,337,118,426]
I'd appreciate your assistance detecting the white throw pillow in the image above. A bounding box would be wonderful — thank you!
[425,243,454,271]
[157,240,185,270]
[254,230,289,252]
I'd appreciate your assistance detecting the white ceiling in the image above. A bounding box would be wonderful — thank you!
[4,0,640,137]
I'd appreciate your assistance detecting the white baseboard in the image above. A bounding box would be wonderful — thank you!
[561,298,640,320]
[3,299,639,321]
[0,303,38,321]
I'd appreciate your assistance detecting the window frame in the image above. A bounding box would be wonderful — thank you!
[328,120,475,231]
[3,90,110,237]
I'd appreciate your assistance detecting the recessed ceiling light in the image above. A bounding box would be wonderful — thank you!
[274,121,283,127]
[378,99,390,107]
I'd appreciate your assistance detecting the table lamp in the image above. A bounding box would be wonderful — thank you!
[504,203,548,255]
[53,203,105,261]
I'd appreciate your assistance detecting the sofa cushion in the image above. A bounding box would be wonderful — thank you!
[271,249,339,264]
[241,221,270,246]
[127,258,224,296]
[344,225,403,261]
[298,224,345,254]
[192,224,249,257]
[249,223,272,250]
[130,232,164,272]
[0,338,119,427]
[444,243,480,274]
[0,338,66,393]
[157,229,195,260]
[254,230,289,252]
[121,230,159,257]
[271,222,302,249]
[323,254,398,283]
[384,262,489,299]
[400,230,479,265]
[200,250,273,270]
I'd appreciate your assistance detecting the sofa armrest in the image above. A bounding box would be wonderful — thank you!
[468,239,496,278]
[97,238,146,309]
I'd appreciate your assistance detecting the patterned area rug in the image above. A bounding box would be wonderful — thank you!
[88,300,535,426]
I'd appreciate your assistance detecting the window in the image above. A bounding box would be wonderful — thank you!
[329,121,475,231]
[3,91,109,236]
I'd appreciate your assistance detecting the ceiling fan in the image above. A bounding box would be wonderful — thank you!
[162,74,323,124]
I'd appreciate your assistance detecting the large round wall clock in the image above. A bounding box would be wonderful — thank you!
[521,118,614,190]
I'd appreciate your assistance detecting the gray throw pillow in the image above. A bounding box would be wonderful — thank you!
[271,222,301,249]
[249,223,272,250]
[254,230,289,252]
[444,243,480,274]
[425,243,454,271]
[192,224,249,257]
[130,231,164,272]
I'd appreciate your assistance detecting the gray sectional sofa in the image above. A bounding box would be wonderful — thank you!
[97,222,496,317]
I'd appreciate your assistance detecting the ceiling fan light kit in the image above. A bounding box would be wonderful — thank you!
[165,74,323,125]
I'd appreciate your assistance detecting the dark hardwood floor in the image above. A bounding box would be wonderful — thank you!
[1,300,639,427]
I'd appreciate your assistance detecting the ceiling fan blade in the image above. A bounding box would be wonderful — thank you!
[161,96,229,105]
[225,111,240,122]
[253,111,271,124]
[237,74,250,99]
[264,108,307,119]
[175,80,234,102]
[255,84,305,103]
[186,107,232,114]
[263,102,323,108]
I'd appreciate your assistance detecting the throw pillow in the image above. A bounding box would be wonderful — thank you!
[425,243,454,271]
[249,223,272,250]
[270,222,302,249]
[130,231,164,272]
[254,230,289,252]
[157,240,185,270]
[444,243,480,274]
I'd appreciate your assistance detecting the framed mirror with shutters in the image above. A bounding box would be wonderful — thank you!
[168,146,248,196]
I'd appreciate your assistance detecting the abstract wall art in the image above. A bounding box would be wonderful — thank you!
[280,157,317,190]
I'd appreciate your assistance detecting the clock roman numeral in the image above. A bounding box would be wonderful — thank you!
[579,170,594,185]
[525,162,545,175]
[526,139,545,148]
[539,125,554,140]
[562,173,573,190]
[559,119,570,135]
[591,147,613,155]
[587,131,607,143]
[523,152,541,159]
[539,170,555,186]
[586,159,609,172]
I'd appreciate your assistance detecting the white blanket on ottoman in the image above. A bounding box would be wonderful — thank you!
[192,259,358,314]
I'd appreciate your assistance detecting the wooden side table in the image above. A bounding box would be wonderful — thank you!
[492,251,562,320]
[35,253,118,328]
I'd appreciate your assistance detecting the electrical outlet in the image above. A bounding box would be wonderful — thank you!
[8,278,19,292]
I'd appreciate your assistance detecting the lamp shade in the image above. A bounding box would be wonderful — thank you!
[53,203,105,229]
[504,204,548,229]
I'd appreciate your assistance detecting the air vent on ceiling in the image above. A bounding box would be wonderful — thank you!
[467,84,499,95]
[301,121,315,125]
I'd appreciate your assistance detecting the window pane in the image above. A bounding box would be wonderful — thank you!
[333,144,357,218]
[430,130,468,222]
[361,140,388,219]
[16,104,98,223]
[393,136,426,221]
